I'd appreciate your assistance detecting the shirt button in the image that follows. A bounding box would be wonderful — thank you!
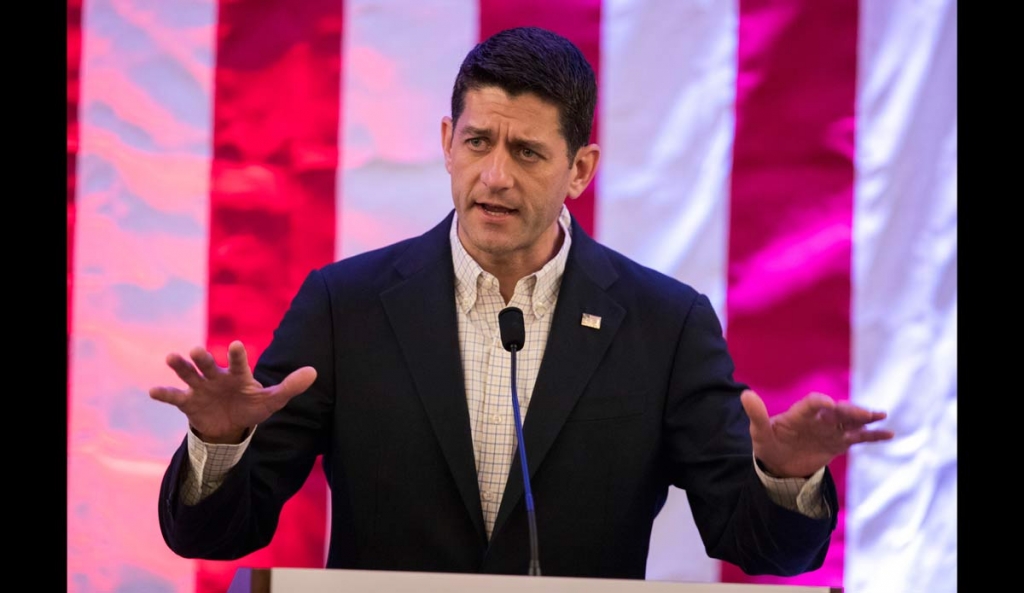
[482,491,494,501]
[490,414,503,424]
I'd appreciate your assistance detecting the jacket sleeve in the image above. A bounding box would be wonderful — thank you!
[157,268,336,560]
[663,293,837,576]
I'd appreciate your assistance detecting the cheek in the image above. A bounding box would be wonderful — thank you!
[531,172,571,204]
[450,169,475,201]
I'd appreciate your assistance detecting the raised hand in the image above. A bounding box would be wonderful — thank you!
[741,390,894,479]
[149,340,318,444]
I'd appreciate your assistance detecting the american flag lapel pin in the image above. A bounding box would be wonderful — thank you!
[581,313,602,330]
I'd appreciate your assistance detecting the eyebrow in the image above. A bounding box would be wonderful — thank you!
[458,125,493,138]
[458,125,548,153]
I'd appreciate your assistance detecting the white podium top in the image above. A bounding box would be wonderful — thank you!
[228,567,841,593]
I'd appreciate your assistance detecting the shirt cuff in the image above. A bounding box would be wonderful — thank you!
[753,454,831,519]
[181,426,256,505]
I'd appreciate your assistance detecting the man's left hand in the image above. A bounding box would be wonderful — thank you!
[741,390,895,479]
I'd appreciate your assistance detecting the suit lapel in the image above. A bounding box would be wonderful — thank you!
[379,212,487,545]
[490,219,624,541]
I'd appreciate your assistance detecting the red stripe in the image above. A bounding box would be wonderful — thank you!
[478,0,602,237]
[67,0,82,437]
[724,0,858,586]
[201,1,344,591]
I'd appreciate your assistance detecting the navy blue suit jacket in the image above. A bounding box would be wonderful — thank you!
[158,211,837,578]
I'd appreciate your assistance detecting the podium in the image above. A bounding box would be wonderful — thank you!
[227,567,842,593]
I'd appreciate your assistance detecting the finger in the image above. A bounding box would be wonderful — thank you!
[227,340,252,376]
[801,392,837,416]
[845,428,895,445]
[859,429,895,441]
[833,402,888,427]
[149,386,190,408]
[165,353,204,387]
[801,393,845,426]
[189,346,222,378]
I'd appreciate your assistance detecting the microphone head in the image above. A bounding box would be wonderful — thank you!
[498,307,526,352]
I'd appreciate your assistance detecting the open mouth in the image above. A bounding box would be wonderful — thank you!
[478,202,517,216]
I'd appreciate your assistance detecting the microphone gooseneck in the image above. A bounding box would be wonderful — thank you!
[497,307,541,576]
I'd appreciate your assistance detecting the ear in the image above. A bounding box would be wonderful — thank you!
[441,116,455,174]
[567,143,601,199]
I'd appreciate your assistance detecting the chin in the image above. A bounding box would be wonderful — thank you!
[472,234,522,257]
[471,234,513,252]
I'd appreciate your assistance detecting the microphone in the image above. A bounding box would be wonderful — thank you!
[497,307,541,576]
[498,306,525,352]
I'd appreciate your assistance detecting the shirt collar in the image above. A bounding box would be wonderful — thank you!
[450,205,573,319]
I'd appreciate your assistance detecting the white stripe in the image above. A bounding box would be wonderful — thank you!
[68,1,218,592]
[599,0,739,583]
[333,2,477,558]
[849,0,958,592]
[337,0,478,259]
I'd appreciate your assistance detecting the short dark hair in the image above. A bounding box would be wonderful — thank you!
[450,27,597,162]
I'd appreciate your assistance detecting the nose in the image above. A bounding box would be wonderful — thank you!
[481,148,513,191]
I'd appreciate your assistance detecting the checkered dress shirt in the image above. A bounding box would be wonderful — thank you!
[449,206,572,538]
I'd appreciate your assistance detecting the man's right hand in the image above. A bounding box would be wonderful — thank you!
[149,340,318,444]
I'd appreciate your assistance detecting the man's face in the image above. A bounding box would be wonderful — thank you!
[441,86,598,270]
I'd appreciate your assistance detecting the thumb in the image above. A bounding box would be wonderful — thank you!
[261,367,318,417]
[273,366,318,400]
[740,390,771,435]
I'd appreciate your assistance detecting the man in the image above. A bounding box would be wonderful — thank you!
[151,26,893,578]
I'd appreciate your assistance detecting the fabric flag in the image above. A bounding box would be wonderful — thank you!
[66,1,957,592]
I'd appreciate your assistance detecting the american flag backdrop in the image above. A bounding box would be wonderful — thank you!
[66,0,957,592]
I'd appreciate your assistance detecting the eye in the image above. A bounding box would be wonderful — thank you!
[466,138,487,150]
[519,147,540,161]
